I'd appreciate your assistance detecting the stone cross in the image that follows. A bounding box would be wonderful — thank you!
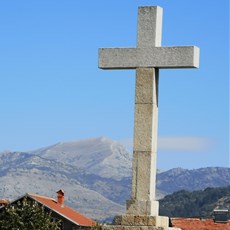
[99,6,199,217]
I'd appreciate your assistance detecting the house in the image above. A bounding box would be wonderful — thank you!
[171,218,230,230]
[0,189,96,230]
[0,199,9,208]
[170,207,230,229]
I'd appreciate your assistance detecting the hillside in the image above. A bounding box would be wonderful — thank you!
[0,137,229,222]
[157,167,230,193]
[159,186,230,218]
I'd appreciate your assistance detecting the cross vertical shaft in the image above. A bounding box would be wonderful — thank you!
[130,69,159,212]
[127,7,162,216]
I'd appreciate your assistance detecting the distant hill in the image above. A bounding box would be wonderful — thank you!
[157,167,230,193]
[159,186,230,218]
[0,137,229,222]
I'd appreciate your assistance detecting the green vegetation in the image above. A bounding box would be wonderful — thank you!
[0,197,61,230]
[159,186,230,218]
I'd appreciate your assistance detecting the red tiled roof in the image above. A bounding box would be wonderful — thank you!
[0,199,9,205]
[28,193,95,227]
[171,218,230,230]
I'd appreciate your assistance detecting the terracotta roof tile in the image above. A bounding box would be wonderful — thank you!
[28,193,95,227]
[0,199,9,205]
[171,218,230,230]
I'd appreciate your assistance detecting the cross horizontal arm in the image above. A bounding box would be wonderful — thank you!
[99,46,199,69]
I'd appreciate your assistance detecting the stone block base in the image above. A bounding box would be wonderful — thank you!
[114,215,168,228]
[126,200,159,216]
[101,215,181,230]
[102,226,177,230]
[102,225,181,230]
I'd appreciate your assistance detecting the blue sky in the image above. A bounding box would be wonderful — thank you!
[0,0,229,170]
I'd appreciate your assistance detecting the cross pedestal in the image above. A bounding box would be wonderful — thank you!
[99,6,199,230]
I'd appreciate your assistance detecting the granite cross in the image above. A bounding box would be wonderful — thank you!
[99,6,199,216]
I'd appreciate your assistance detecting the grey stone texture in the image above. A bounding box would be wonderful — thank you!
[129,7,161,215]
[130,68,159,216]
[102,215,182,230]
[126,199,159,216]
[102,227,162,230]
[113,215,169,227]
[137,6,162,47]
[133,68,158,153]
[134,69,158,105]
[102,226,181,230]
[130,151,155,200]
[98,4,199,230]
[99,46,199,69]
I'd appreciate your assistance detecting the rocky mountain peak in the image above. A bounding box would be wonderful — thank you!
[0,137,229,222]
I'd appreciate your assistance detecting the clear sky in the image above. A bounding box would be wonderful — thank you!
[0,0,229,170]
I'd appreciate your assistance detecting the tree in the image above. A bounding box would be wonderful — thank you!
[0,196,61,230]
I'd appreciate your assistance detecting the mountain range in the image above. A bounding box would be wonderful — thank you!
[159,186,230,218]
[0,137,229,222]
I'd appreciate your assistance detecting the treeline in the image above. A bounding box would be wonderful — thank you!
[159,186,230,218]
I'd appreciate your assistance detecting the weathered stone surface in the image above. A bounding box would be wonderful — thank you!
[134,216,149,226]
[139,227,149,230]
[115,216,168,228]
[112,215,169,228]
[148,217,156,226]
[102,226,115,230]
[121,215,135,226]
[126,200,159,216]
[99,5,196,230]
[154,216,169,228]
[137,6,162,47]
[113,215,122,225]
[113,227,123,230]
[135,68,158,105]
[131,152,156,201]
[133,104,158,152]
[102,226,170,230]
[99,46,199,69]
[168,228,181,230]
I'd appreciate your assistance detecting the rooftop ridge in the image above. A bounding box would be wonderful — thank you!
[28,193,95,227]
[28,193,56,202]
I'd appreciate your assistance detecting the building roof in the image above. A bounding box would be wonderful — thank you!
[27,193,95,227]
[0,199,9,204]
[171,218,230,230]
